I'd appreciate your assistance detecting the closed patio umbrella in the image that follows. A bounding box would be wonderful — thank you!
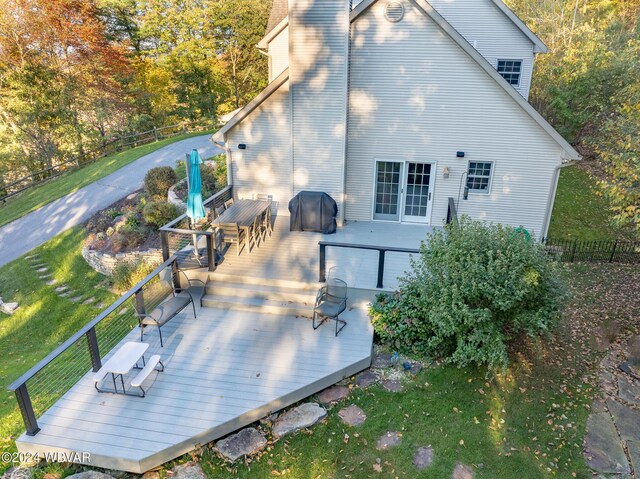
[187,149,206,263]
[187,149,206,222]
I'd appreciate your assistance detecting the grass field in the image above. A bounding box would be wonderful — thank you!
[548,165,633,241]
[0,227,117,470]
[0,131,213,228]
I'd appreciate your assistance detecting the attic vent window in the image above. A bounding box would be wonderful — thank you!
[384,1,404,22]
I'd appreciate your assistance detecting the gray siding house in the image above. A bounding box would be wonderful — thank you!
[213,0,581,238]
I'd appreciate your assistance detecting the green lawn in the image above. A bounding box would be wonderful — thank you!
[0,131,213,228]
[549,165,632,241]
[0,227,116,469]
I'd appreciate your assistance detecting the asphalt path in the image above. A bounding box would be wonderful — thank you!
[0,134,220,267]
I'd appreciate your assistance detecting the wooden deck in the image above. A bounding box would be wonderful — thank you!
[16,291,374,473]
[16,217,433,472]
[210,216,435,291]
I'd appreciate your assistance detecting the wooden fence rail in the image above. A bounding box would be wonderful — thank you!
[0,120,214,203]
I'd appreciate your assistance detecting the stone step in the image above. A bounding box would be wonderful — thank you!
[207,272,317,291]
[201,295,312,317]
[205,281,316,304]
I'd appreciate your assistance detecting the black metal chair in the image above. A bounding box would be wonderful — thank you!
[219,222,247,256]
[312,278,348,336]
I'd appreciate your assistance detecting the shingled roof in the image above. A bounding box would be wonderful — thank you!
[265,0,288,36]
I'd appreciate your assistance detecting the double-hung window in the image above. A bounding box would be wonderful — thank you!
[497,60,522,86]
[467,161,493,193]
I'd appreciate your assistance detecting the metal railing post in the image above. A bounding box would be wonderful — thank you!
[609,240,618,263]
[319,244,326,282]
[206,234,216,272]
[15,384,40,436]
[377,250,386,289]
[161,231,170,261]
[86,327,101,372]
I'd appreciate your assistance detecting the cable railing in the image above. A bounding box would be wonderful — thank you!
[159,185,233,272]
[8,256,180,436]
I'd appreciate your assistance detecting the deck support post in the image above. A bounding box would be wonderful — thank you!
[206,234,216,272]
[86,327,102,372]
[319,243,326,282]
[377,250,386,289]
[15,384,40,436]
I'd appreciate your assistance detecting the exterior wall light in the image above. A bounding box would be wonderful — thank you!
[443,166,450,178]
[456,151,465,158]
[238,144,247,150]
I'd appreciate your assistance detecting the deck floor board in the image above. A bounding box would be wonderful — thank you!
[17,291,375,472]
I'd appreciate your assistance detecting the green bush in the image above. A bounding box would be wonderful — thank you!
[143,201,179,227]
[370,218,567,370]
[200,165,217,198]
[144,166,178,199]
[112,260,158,293]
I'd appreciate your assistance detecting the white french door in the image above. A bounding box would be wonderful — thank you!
[373,161,435,224]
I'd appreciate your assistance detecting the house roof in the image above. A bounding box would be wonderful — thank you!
[265,0,288,37]
[351,0,579,160]
[212,69,290,143]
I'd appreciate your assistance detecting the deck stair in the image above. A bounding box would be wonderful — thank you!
[201,273,317,317]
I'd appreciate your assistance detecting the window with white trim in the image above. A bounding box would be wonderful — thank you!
[497,60,522,86]
[466,161,493,193]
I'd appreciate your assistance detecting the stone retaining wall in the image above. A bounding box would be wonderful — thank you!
[82,247,164,276]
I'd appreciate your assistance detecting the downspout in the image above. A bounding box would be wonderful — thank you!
[541,159,578,239]
[257,47,271,83]
[213,138,234,190]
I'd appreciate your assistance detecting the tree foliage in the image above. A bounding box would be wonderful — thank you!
[507,0,640,232]
[0,0,269,185]
[370,219,567,370]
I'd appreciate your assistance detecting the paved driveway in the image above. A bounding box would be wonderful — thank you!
[0,135,220,267]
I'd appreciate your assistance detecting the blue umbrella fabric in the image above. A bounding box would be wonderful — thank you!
[186,149,206,222]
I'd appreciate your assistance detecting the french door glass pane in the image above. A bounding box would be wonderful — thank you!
[404,163,431,218]
[374,161,402,221]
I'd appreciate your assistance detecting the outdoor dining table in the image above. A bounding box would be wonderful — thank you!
[211,199,270,240]
[94,341,148,394]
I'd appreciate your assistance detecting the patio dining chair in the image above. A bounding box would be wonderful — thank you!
[219,222,247,255]
[215,205,226,218]
[224,198,234,209]
[312,277,348,336]
[248,216,261,252]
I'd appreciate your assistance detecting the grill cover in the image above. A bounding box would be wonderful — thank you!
[288,191,337,234]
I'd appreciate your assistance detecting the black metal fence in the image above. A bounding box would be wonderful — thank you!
[0,120,214,203]
[542,238,640,263]
[8,257,180,436]
[159,185,234,271]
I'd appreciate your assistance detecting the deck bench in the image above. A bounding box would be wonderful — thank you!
[130,354,163,397]
[132,270,200,347]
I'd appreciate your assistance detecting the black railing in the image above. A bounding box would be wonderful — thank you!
[542,238,640,263]
[7,256,180,436]
[318,241,420,289]
[159,185,233,272]
[0,120,214,203]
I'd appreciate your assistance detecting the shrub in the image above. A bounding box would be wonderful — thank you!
[86,212,112,233]
[112,260,158,293]
[143,201,179,227]
[200,165,217,198]
[212,153,227,188]
[144,166,178,199]
[370,217,567,370]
